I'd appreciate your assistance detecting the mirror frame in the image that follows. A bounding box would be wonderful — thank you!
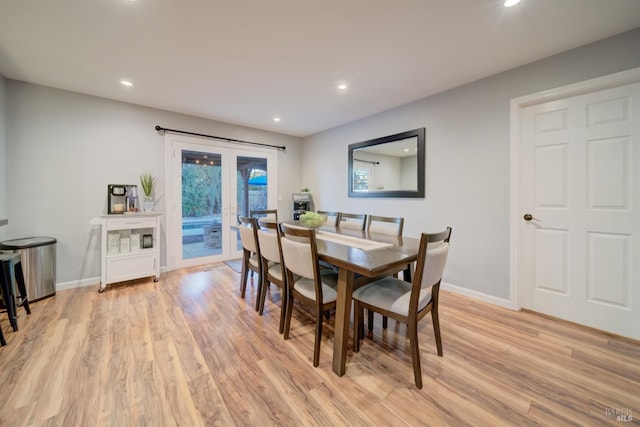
[348,127,425,198]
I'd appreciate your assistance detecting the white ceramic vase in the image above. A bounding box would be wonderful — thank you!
[143,196,154,212]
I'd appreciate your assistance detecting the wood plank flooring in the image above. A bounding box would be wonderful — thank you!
[0,263,638,426]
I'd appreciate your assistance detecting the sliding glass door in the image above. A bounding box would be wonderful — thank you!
[165,135,277,269]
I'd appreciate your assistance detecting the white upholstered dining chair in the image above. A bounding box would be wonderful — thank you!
[237,216,263,311]
[278,223,339,367]
[317,210,340,227]
[337,212,367,231]
[366,215,404,236]
[250,209,278,222]
[365,214,407,330]
[256,219,287,333]
[352,227,452,389]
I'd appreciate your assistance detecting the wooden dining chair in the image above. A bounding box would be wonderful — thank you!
[313,211,341,272]
[278,223,339,367]
[352,227,452,389]
[366,215,404,236]
[237,216,263,311]
[317,210,340,227]
[365,215,407,329]
[250,209,278,222]
[337,212,367,231]
[247,209,277,281]
[256,219,287,333]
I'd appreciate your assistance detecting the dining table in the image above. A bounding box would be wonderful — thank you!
[308,224,421,376]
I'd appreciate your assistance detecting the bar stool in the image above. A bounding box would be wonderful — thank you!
[0,252,31,334]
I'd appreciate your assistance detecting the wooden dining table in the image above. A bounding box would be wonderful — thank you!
[310,225,421,376]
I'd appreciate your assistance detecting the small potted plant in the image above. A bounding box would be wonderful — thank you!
[140,173,156,212]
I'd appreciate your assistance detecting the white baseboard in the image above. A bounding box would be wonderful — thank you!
[56,276,100,292]
[55,267,171,292]
[55,273,515,313]
[441,281,516,310]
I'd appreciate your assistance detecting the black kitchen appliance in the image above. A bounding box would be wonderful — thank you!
[108,184,139,214]
[292,192,313,220]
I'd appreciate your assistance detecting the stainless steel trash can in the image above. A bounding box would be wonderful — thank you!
[0,237,57,301]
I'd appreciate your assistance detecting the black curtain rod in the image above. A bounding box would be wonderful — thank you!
[155,125,286,151]
[354,158,380,165]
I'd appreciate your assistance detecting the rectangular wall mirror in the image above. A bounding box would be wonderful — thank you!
[348,127,425,198]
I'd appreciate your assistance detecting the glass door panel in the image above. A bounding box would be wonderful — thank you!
[181,150,223,260]
[235,156,269,251]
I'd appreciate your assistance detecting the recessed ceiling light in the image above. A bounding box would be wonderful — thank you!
[120,80,133,87]
[504,0,520,7]
[273,117,281,122]
[338,83,348,90]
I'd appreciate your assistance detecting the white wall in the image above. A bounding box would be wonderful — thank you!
[302,28,640,301]
[5,82,302,285]
[0,73,6,241]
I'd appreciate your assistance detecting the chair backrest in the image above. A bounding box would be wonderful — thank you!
[317,210,340,227]
[238,216,259,254]
[257,219,283,265]
[278,223,320,279]
[366,215,404,236]
[410,227,452,312]
[250,209,278,222]
[337,212,367,231]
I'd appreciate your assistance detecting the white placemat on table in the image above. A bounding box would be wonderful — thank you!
[316,230,392,251]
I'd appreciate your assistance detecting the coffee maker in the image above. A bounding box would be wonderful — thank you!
[108,184,139,214]
[292,192,313,220]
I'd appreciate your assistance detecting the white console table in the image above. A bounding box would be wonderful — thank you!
[94,212,161,293]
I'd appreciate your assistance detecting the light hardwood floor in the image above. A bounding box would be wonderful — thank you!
[0,263,638,426]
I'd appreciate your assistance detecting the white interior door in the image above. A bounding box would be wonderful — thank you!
[165,134,277,270]
[518,81,640,339]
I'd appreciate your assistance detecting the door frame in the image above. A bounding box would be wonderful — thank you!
[509,66,640,310]
[163,133,277,272]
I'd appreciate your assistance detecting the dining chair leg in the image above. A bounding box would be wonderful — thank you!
[258,275,268,315]
[254,274,263,312]
[313,309,323,367]
[0,325,5,346]
[367,310,388,330]
[402,264,412,282]
[408,322,423,389]
[432,309,443,357]
[353,302,362,353]
[278,294,286,334]
[283,294,294,340]
[240,263,249,299]
[358,306,364,346]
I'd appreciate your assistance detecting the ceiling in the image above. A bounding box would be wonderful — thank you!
[1,1,639,137]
